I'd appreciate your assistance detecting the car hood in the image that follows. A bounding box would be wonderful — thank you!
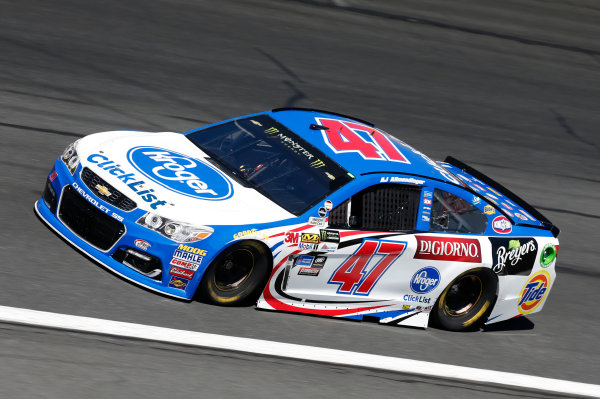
[77,131,295,225]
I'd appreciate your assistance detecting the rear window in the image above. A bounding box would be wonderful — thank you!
[429,189,487,234]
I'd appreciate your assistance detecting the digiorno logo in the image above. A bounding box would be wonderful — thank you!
[518,271,550,314]
[127,146,233,200]
[414,236,481,263]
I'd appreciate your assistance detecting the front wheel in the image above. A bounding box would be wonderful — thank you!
[430,268,498,331]
[200,241,271,306]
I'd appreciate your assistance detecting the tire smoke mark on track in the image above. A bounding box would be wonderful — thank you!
[0,89,90,105]
[556,264,600,279]
[256,47,304,83]
[290,0,600,56]
[0,122,84,138]
[282,80,307,107]
[552,110,600,152]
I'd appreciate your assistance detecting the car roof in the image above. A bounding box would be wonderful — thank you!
[267,108,456,183]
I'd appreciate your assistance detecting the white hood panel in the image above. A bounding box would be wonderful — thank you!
[77,131,294,225]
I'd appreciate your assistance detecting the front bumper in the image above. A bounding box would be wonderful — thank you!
[35,160,214,300]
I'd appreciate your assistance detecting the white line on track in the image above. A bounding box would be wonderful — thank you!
[0,305,598,398]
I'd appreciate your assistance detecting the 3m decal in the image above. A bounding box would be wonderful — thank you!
[169,266,194,280]
[518,271,550,314]
[414,236,481,263]
[492,216,512,234]
[328,240,407,295]
[127,147,233,201]
[301,233,320,244]
[168,276,189,290]
[284,231,301,244]
[410,267,440,294]
[489,237,538,275]
[316,118,410,163]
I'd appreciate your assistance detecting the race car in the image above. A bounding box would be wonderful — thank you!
[35,108,560,331]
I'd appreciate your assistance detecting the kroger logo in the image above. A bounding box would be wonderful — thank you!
[410,267,440,294]
[127,147,233,200]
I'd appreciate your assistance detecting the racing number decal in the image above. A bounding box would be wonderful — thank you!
[328,240,407,295]
[317,118,410,163]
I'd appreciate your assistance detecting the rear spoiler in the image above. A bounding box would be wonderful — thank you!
[445,156,560,238]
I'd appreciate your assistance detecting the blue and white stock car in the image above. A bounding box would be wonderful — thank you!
[36,108,560,331]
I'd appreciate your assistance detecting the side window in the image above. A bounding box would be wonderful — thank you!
[429,189,487,234]
[329,184,421,231]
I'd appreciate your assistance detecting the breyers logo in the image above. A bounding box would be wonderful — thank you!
[127,147,233,200]
[414,236,481,263]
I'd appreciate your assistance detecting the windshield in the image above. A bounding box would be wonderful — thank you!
[186,114,354,215]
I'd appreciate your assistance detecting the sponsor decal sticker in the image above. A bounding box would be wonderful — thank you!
[298,242,318,251]
[472,195,481,205]
[514,212,528,220]
[402,304,411,310]
[423,198,432,206]
[379,176,425,184]
[134,239,151,251]
[489,238,538,275]
[484,205,495,215]
[49,170,58,182]
[312,256,327,268]
[308,216,326,227]
[169,258,200,271]
[318,242,338,252]
[169,266,194,279]
[403,294,432,304]
[296,255,314,267]
[424,191,433,198]
[87,153,167,210]
[540,243,557,268]
[324,200,333,211]
[414,236,481,263]
[301,233,320,244]
[233,228,269,240]
[422,215,430,222]
[518,270,550,314]
[168,276,189,290]
[127,146,233,201]
[319,230,340,243]
[410,267,440,294]
[284,231,301,244]
[492,216,512,234]
[318,207,327,217]
[298,267,321,276]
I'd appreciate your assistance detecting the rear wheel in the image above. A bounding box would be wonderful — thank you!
[200,241,270,306]
[431,268,497,331]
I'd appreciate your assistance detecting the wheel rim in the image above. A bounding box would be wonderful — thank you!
[213,248,255,291]
[444,275,483,316]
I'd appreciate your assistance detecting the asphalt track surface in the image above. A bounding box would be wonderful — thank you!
[1,0,599,397]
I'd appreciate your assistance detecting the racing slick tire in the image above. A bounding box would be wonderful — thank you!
[200,241,271,306]
[431,268,498,332]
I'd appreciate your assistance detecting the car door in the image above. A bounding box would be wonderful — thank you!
[281,181,423,301]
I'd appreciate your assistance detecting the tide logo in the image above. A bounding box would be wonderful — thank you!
[518,271,550,314]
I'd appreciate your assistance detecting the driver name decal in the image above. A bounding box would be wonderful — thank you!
[127,147,233,200]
